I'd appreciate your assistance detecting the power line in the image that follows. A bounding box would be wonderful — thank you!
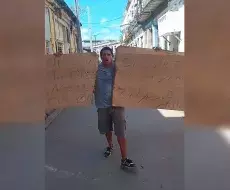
[90,0,113,9]
[78,0,113,15]
[93,25,121,31]
[81,16,123,25]
[97,25,120,28]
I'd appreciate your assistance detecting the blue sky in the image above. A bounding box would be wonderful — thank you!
[65,0,127,41]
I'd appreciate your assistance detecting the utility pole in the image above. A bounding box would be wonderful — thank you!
[73,0,83,52]
[93,35,97,46]
[86,6,93,52]
[74,0,79,18]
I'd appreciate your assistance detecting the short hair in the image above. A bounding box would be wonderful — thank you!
[100,46,113,57]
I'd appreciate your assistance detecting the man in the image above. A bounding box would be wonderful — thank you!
[94,47,135,169]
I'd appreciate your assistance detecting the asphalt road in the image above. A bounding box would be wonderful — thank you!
[45,107,230,190]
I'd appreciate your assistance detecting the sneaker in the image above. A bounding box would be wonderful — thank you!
[104,147,113,158]
[121,158,136,168]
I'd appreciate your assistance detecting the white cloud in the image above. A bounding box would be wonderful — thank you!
[100,18,108,25]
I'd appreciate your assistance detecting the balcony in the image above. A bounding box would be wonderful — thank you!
[137,0,167,23]
[123,28,133,44]
[168,0,184,11]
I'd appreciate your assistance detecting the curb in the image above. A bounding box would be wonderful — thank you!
[45,109,63,129]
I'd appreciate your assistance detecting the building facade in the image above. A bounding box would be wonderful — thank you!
[121,0,184,52]
[82,40,120,56]
[158,0,184,52]
[93,41,120,56]
[44,0,83,125]
[45,0,83,54]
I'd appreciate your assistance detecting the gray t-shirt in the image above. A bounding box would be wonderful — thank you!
[94,62,115,108]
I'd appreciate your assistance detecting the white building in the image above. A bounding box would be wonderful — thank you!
[93,41,120,56]
[82,40,120,54]
[121,0,167,49]
[158,0,184,52]
[121,0,140,42]
[121,0,184,52]
[45,7,53,54]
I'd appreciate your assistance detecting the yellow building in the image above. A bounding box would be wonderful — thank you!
[44,0,83,123]
[45,0,82,54]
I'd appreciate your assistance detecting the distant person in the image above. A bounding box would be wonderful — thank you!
[93,47,135,169]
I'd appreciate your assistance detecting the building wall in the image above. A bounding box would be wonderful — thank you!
[45,7,53,54]
[46,2,56,53]
[124,0,167,49]
[122,0,184,53]
[45,0,81,54]
[44,0,82,119]
[158,1,184,52]
[121,0,139,42]
[92,41,120,57]
[45,7,51,41]
[122,0,138,26]
[127,22,154,49]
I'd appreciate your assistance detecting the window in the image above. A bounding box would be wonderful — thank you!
[164,39,168,50]
[173,32,181,52]
[66,28,70,43]
[56,42,63,53]
[140,36,143,48]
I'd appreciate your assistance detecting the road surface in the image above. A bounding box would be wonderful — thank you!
[46,107,230,190]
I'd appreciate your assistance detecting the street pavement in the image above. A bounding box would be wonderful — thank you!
[45,107,230,190]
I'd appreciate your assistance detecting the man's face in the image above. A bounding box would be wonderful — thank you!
[101,50,113,66]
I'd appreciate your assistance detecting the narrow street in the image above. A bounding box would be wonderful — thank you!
[46,107,184,190]
[45,107,230,190]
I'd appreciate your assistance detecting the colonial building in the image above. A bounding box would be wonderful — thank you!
[82,40,120,56]
[45,0,83,54]
[121,0,184,52]
[158,0,184,52]
[44,0,83,126]
[93,41,120,56]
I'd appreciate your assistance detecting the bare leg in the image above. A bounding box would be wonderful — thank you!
[117,137,127,160]
[105,131,113,148]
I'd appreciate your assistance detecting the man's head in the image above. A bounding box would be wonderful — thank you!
[100,47,113,66]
